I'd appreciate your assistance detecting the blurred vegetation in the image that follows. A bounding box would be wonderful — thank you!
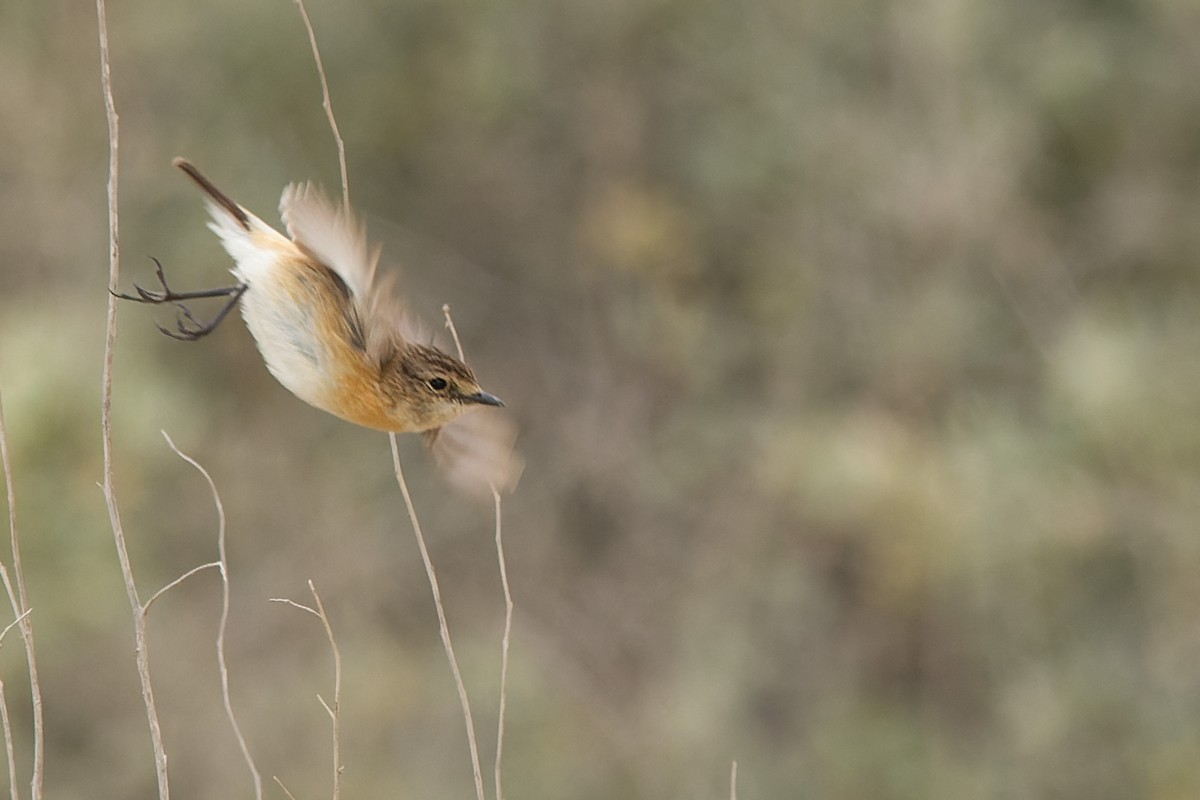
[2,0,1200,797]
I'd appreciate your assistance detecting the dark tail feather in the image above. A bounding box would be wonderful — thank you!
[173,157,251,231]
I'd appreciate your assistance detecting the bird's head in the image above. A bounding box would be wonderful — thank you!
[378,343,504,433]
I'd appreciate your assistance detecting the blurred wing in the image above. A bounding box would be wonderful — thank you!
[427,410,523,496]
[280,182,428,354]
[279,182,379,301]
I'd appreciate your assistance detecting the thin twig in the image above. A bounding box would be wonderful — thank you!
[142,562,221,615]
[297,10,496,800]
[442,305,514,800]
[0,611,32,645]
[492,487,512,800]
[0,609,27,800]
[268,598,319,618]
[730,760,738,800]
[95,2,170,796]
[161,432,263,800]
[293,0,349,209]
[442,304,466,363]
[389,435,487,800]
[307,582,342,800]
[0,680,14,800]
[0,398,41,800]
[271,582,343,800]
[0,606,29,800]
[272,775,300,800]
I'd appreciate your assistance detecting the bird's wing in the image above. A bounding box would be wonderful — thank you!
[280,183,429,356]
[279,182,379,301]
[426,410,523,496]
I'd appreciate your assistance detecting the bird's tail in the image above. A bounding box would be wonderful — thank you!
[173,157,250,230]
[174,157,288,283]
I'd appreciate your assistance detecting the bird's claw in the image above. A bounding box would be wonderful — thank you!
[114,257,246,341]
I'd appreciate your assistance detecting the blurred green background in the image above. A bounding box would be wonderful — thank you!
[2,0,1200,797]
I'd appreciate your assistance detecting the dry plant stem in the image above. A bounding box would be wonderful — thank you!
[162,433,263,800]
[272,776,300,800]
[269,582,343,800]
[309,583,343,800]
[0,679,14,800]
[491,487,512,800]
[442,304,513,800]
[294,6,494,795]
[730,761,738,800]
[0,398,42,800]
[293,0,349,209]
[389,435,487,800]
[442,304,466,362]
[290,15,349,799]
[95,4,171,798]
[0,611,31,800]
[143,562,220,615]
[0,613,31,800]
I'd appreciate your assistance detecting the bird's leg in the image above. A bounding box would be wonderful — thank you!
[113,257,247,341]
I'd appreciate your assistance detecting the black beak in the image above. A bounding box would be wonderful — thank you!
[465,390,505,407]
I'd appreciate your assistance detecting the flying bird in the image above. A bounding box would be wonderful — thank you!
[118,158,520,493]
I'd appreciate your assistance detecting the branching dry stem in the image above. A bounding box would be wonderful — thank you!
[492,487,512,800]
[389,437,487,800]
[273,775,300,800]
[0,397,43,800]
[162,432,263,800]
[0,679,14,800]
[293,0,349,209]
[96,6,170,795]
[269,581,342,800]
[443,305,515,800]
[299,13,510,800]
[143,562,221,615]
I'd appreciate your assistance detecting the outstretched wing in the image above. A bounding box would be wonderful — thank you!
[426,410,523,495]
[280,183,428,357]
[279,182,379,300]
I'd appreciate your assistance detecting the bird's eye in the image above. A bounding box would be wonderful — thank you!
[428,377,448,391]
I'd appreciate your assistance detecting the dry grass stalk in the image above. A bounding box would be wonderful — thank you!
[389,437,488,800]
[293,0,349,210]
[273,775,301,800]
[0,397,43,800]
[0,678,15,800]
[491,487,512,800]
[269,581,343,800]
[291,5,500,797]
[444,304,514,800]
[94,1,173,795]
[162,432,263,800]
[0,609,33,800]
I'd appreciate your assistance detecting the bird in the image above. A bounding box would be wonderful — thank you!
[119,158,520,492]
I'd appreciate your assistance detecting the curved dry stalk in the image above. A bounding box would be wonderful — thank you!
[162,432,263,800]
[0,611,32,645]
[269,581,342,800]
[293,0,349,209]
[94,2,171,797]
[442,304,466,363]
[491,487,512,800]
[443,305,515,800]
[0,611,31,800]
[143,562,221,615]
[0,679,13,800]
[389,436,487,800]
[295,9,501,798]
[272,776,300,800]
[0,397,43,800]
